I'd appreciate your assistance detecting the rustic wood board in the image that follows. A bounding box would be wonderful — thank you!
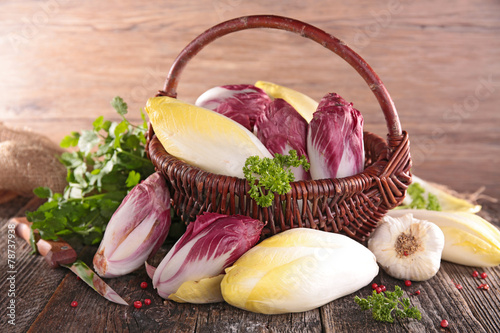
[1,196,499,333]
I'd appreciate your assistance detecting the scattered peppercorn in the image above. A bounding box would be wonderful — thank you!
[380,285,386,292]
[414,290,421,295]
[375,286,382,294]
[405,280,412,287]
[71,301,78,308]
[480,272,488,279]
[134,301,143,309]
[441,319,449,328]
[472,271,479,277]
[371,283,378,290]
[140,282,148,289]
[477,283,490,291]
[144,299,151,306]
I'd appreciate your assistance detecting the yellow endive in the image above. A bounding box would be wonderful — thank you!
[168,274,225,304]
[404,175,481,213]
[221,228,378,314]
[145,96,272,178]
[388,209,500,267]
[255,81,318,123]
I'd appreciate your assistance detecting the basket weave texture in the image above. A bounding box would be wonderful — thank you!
[146,15,412,242]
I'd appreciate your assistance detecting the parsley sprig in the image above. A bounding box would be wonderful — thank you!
[243,150,309,207]
[354,286,422,323]
[26,97,155,245]
[402,183,441,211]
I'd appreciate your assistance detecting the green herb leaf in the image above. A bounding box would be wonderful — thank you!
[60,132,80,148]
[126,170,141,188]
[78,130,100,154]
[111,96,128,116]
[26,97,155,245]
[354,286,422,323]
[243,150,310,208]
[33,187,52,199]
[93,115,105,131]
[403,183,442,211]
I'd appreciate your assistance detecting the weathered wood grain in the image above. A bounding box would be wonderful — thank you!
[0,197,65,333]
[0,0,499,202]
[1,195,500,332]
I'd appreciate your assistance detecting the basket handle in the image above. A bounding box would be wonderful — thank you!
[157,14,402,140]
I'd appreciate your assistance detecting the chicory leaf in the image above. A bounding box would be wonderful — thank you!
[255,98,311,180]
[195,84,271,132]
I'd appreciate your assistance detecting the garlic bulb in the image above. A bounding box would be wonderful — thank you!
[368,213,445,281]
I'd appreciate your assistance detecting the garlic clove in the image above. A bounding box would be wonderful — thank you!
[368,213,445,281]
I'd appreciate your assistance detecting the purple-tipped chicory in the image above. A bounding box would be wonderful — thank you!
[152,212,264,299]
[195,84,271,132]
[93,172,171,278]
[307,93,364,179]
[255,98,311,180]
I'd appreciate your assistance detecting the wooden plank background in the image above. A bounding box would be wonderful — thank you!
[1,0,499,332]
[1,0,499,200]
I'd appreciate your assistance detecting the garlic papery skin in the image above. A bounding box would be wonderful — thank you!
[368,213,445,281]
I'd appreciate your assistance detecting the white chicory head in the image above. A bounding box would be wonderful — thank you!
[221,228,379,314]
[93,172,171,278]
[307,93,364,179]
[152,212,265,299]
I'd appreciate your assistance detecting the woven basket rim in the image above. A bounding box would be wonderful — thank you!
[149,131,389,187]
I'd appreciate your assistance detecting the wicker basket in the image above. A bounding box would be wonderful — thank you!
[146,15,411,242]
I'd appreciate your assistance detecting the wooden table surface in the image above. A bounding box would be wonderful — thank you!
[1,0,500,332]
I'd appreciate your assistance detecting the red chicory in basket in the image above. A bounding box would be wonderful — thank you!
[93,172,171,278]
[307,93,365,179]
[152,212,264,299]
[195,84,271,132]
[255,98,311,180]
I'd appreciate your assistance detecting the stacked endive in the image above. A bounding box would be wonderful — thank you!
[146,82,365,182]
[92,81,499,317]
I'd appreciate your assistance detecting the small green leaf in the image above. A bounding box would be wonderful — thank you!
[102,120,112,132]
[33,186,53,199]
[60,133,79,148]
[403,183,442,211]
[114,120,128,137]
[426,193,441,211]
[78,130,100,154]
[93,116,104,131]
[126,170,141,188]
[111,96,128,116]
